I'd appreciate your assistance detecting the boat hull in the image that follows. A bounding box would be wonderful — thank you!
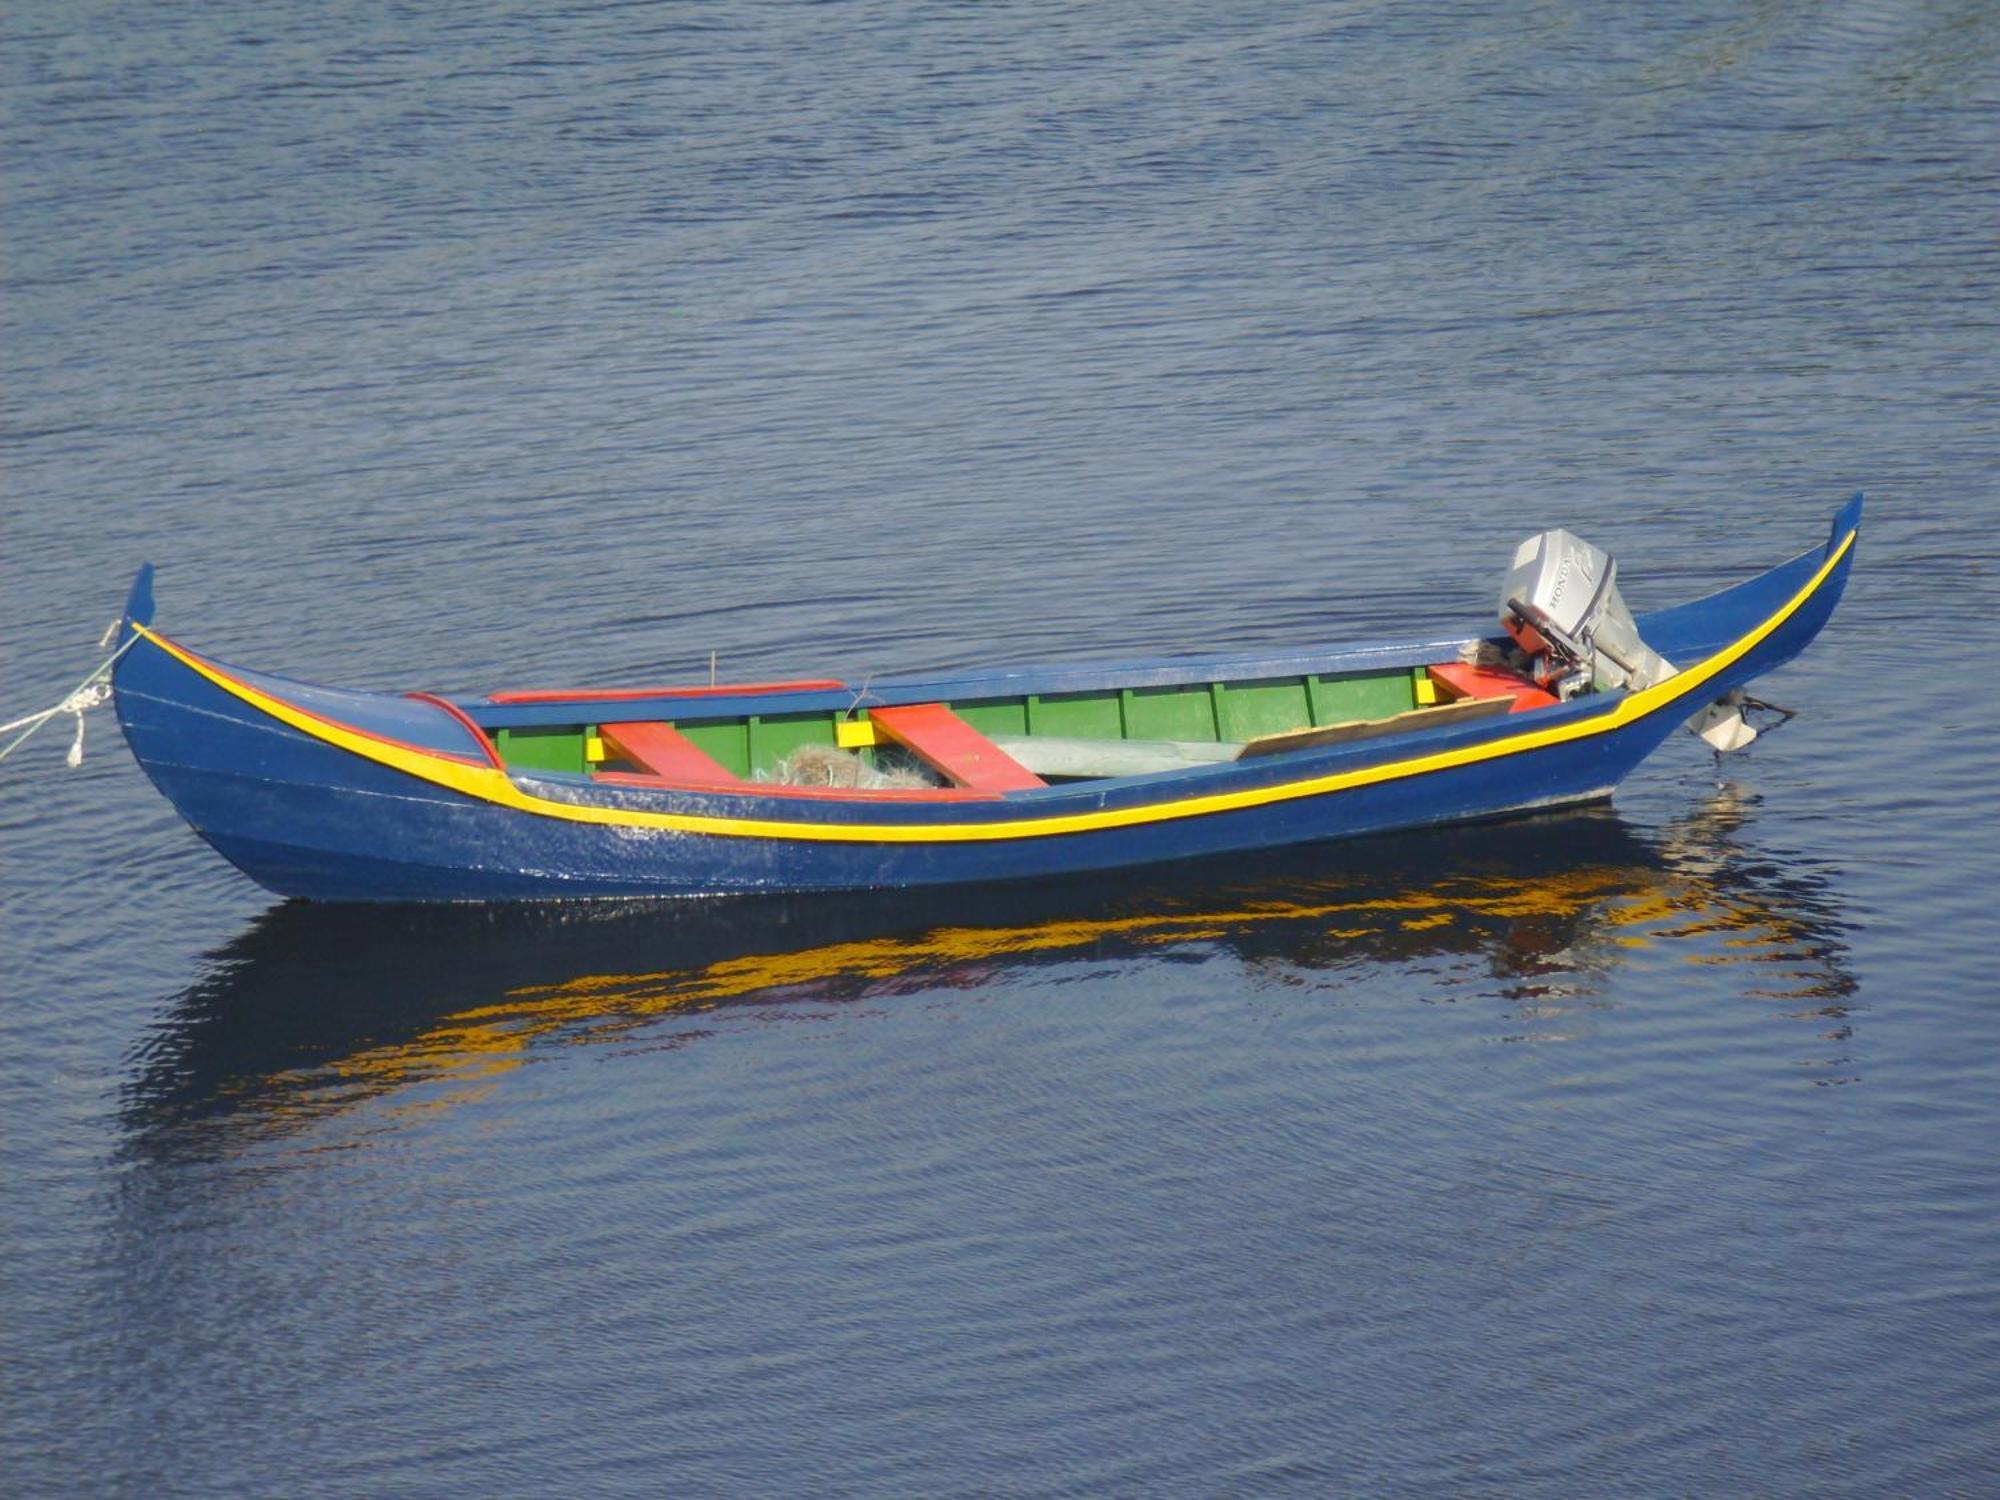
[112,500,1859,902]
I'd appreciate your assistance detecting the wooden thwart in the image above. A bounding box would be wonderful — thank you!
[597,721,741,785]
[1425,661,1561,713]
[868,703,1047,791]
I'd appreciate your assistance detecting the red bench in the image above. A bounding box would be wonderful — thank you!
[868,703,1047,792]
[597,721,741,786]
[1426,661,1561,713]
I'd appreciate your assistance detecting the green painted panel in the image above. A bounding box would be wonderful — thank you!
[1217,679,1313,741]
[1121,686,1219,742]
[676,720,750,776]
[748,713,836,776]
[955,699,1028,736]
[1030,691,1122,739]
[493,725,586,774]
[1309,671,1415,724]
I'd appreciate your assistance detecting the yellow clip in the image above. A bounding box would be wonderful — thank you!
[585,735,606,763]
[836,718,881,749]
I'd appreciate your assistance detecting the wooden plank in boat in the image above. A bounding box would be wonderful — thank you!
[869,703,1047,791]
[1425,661,1561,712]
[598,721,742,785]
[1237,696,1512,759]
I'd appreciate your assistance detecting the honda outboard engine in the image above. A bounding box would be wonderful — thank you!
[1499,529,1672,697]
[1499,529,1757,752]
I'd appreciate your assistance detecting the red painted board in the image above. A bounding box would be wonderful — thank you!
[1426,662,1561,713]
[490,679,844,705]
[868,703,1047,792]
[597,721,741,785]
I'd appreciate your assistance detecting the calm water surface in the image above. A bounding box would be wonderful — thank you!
[4,2,1998,1494]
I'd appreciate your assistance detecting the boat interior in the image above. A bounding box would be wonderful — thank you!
[455,653,1563,799]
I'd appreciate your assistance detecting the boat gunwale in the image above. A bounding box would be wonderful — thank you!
[452,637,1482,731]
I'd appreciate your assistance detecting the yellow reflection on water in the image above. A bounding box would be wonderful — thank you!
[128,798,1853,1151]
[327,870,1835,1110]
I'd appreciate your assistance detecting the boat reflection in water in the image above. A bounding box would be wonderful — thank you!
[122,792,1856,1161]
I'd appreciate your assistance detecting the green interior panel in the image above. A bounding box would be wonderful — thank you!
[1215,679,1313,741]
[675,720,751,776]
[493,725,587,774]
[747,713,837,776]
[954,699,1028,736]
[552,667,1425,783]
[1028,691,1122,739]
[1120,686,1220,742]
[1308,671,1416,724]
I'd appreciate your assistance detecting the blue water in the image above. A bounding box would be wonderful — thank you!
[4,2,1998,1493]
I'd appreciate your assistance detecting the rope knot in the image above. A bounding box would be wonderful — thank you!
[59,682,113,717]
[0,626,139,770]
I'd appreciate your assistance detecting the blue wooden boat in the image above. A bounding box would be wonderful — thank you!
[111,496,1860,903]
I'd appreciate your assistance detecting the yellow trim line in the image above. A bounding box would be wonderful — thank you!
[132,528,1854,846]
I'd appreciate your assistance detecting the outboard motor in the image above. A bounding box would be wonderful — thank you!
[1499,529,1757,752]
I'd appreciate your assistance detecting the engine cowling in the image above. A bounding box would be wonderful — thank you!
[1498,528,1756,752]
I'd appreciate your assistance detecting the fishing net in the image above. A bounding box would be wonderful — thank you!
[759,743,937,790]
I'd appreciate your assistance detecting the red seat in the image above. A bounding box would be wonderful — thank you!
[1426,661,1560,713]
[868,704,1047,791]
[597,721,740,785]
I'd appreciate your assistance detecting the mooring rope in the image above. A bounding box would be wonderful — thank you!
[0,623,141,768]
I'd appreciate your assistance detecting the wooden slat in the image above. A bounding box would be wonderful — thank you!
[868,703,1047,791]
[1425,661,1561,713]
[1237,696,1511,758]
[597,721,741,785]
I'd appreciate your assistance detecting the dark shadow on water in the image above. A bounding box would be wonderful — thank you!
[120,793,1856,1162]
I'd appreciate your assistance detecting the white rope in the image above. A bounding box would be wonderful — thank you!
[0,623,141,768]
